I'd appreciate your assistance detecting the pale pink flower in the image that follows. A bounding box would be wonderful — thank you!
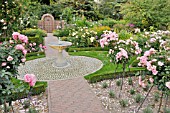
[150,38,156,43]
[1,62,7,66]
[146,62,152,71]
[22,49,27,55]
[149,48,156,55]
[12,32,20,40]
[141,82,147,88]
[18,34,28,43]
[144,51,150,57]
[9,40,14,44]
[138,56,148,66]
[24,74,37,87]
[7,56,14,61]
[29,43,33,47]
[39,44,43,48]
[149,78,154,83]
[158,61,164,66]
[165,82,170,89]
[151,65,158,75]
[167,58,170,61]
[15,44,25,50]
[138,76,142,85]
[43,46,47,49]
[21,58,26,62]
[32,48,35,51]
[134,28,140,33]
[33,43,36,46]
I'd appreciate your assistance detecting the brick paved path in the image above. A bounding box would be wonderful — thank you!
[45,34,108,113]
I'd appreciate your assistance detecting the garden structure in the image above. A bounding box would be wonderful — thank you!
[38,14,64,33]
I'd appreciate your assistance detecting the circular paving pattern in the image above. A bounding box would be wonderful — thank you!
[18,56,103,80]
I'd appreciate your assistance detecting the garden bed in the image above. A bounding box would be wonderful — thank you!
[90,76,170,113]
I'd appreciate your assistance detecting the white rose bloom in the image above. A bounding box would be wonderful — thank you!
[90,37,95,43]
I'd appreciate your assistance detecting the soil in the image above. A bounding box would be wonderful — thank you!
[90,76,170,113]
[0,89,48,113]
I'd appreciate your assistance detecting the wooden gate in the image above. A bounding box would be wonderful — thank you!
[38,14,64,33]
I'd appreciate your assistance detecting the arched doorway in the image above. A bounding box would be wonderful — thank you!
[41,14,54,33]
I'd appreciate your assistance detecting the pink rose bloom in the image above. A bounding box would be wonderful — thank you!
[167,58,170,61]
[158,61,164,66]
[22,49,27,55]
[19,34,28,43]
[146,62,152,71]
[33,43,36,46]
[21,58,26,62]
[116,52,122,61]
[149,78,154,83]
[12,32,20,40]
[7,56,14,61]
[141,82,147,88]
[119,48,128,59]
[151,65,158,75]
[24,74,37,87]
[1,62,7,66]
[29,43,33,47]
[135,48,142,55]
[100,38,108,48]
[15,44,25,50]
[32,48,35,51]
[138,56,148,66]
[150,38,156,43]
[39,44,43,48]
[43,46,47,49]
[144,51,150,57]
[165,82,170,89]
[24,74,31,83]
[149,48,156,55]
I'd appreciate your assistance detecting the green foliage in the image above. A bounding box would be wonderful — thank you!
[118,30,132,40]
[53,27,71,37]
[154,92,160,102]
[119,99,128,107]
[134,93,144,103]
[130,89,135,95]
[109,90,115,98]
[164,108,170,113]
[102,82,108,88]
[75,18,92,27]
[143,107,153,113]
[28,107,39,113]
[121,0,170,30]
[91,26,111,37]
[23,99,31,109]
[128,77,133,85]
[116,79,121,86]
[21,28,47,37]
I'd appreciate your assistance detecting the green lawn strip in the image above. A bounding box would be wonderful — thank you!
[26,52,45,61]
[69,51,144,82]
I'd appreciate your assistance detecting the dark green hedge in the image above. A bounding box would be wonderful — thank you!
[87,70,144,83]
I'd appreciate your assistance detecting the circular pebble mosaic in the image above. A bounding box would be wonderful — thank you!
[18,56,103,80]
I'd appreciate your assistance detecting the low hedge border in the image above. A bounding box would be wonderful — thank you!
[0,82,47,105]
[68,47,109,52]
[87,69,145,83]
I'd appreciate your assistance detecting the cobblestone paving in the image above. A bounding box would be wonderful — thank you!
[18,56,103,80]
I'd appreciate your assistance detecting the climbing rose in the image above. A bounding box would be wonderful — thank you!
[165,82,170,89]
[7,56,14,61]
[24,74,37,87]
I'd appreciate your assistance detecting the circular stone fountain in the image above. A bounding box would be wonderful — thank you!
[49,41,72,68]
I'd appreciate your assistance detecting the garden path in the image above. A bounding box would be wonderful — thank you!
[45,33,108,113]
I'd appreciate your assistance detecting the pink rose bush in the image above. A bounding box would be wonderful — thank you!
[24,74,37,87]
[137,30,170,92]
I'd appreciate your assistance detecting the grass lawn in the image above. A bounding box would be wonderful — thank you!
[69,51,144,82]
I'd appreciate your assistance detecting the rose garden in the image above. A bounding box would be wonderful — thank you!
[0,0,170,113]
